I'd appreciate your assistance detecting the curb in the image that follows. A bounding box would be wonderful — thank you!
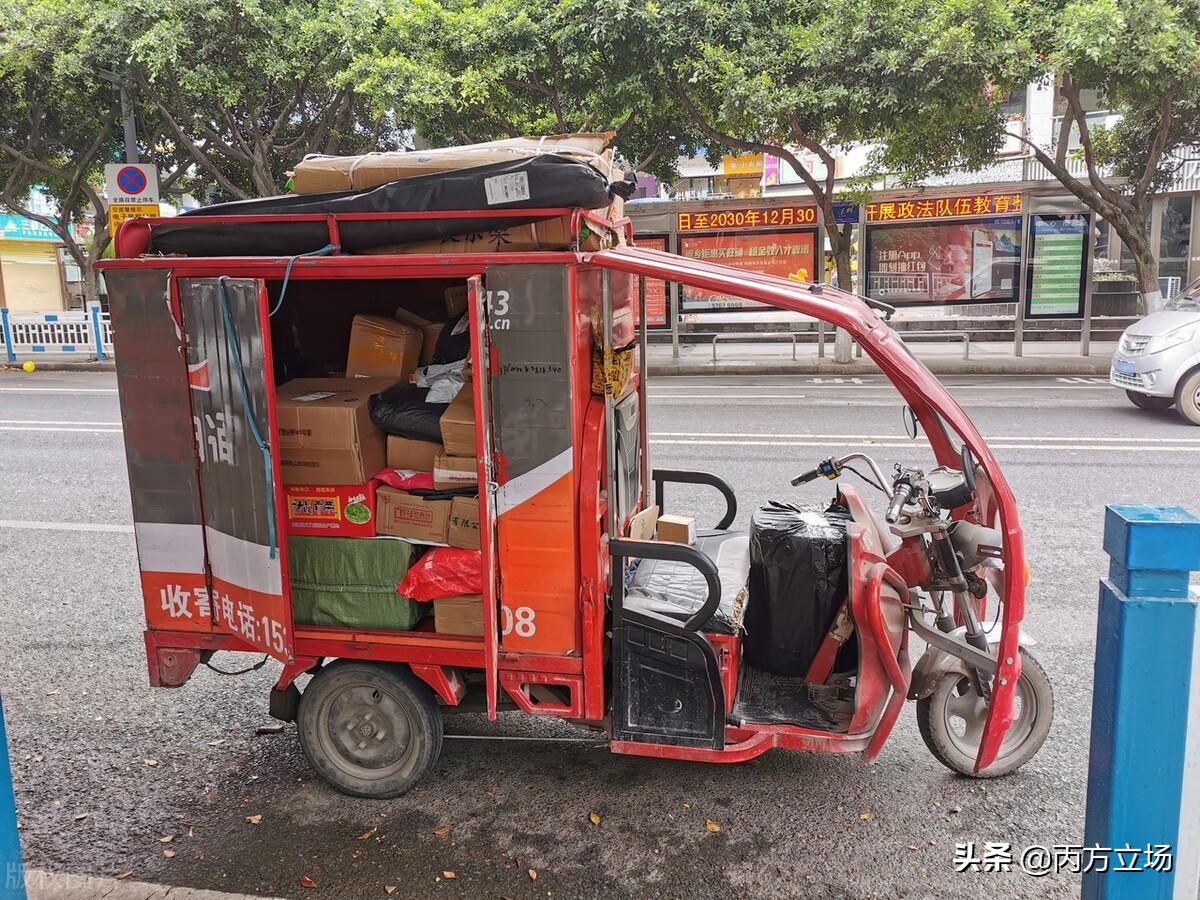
[1,361,116,373]
[647,358,1112,377]
[24,869,285,900]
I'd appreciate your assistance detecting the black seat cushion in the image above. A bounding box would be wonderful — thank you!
[623,530,749,634]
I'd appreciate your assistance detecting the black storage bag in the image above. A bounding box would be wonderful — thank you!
[148,155,613,257]
[369,385,448,443]
[744,501,852,677]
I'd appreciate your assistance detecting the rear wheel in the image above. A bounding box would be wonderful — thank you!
[915,647,1053,778]
[1126,390,1174,411]
[297,661,442,798]
[1174,369,1200,425]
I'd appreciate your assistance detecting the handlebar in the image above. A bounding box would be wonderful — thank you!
[791,456,840,486]
[885,480,914,523]
[791,467,825,486]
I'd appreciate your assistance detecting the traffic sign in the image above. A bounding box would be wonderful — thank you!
[108,202,160,234]
[105,163,159,205]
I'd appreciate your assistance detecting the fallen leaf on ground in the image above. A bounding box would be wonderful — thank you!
[143,759,158,767]
[299,875,317,889]
[705,820,721,833]
[246,815,262,825]
[906,844,918,851]
[385,887,396,894]
[442,871,456,880]
[433,826,451,836]
[682,803,691,809]
[163,850,175,859]
[257,724,286,735]
[528,869,538,881]
[115,872,133,880]
[186,826,194,838]
[588,812,601,826]
[74,813,88,821]
[859,812,874,821]
[208,739,225,746]
[158,835,174,843]
[357,828,377,840]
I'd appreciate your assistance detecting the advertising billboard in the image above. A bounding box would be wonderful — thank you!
[631,235,669,326]
[680,231,816,311]
[865,217,1021,306]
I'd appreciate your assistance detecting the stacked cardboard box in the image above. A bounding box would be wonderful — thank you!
[276,377,396,485]
[436,384,478,489]
[345,315,422,381]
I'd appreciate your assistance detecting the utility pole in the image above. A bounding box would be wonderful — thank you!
[97,70,138,163]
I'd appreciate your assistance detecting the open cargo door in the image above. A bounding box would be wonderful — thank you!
[179,277,294,664]
[467,275,501,718]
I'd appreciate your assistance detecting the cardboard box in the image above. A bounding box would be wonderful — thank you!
[433,594,485,636]
[626,504,659,542]
[362,216,612,256]
[386,436,443,472]
[445,285,468,317]
[394,307,446,366]
[345,315,422,381]
[440,384,477,457]
[375,487,452,543]
[657,514,697,546]
[434,449,478,490]
[284,483,377,538]
[290,133,616,193]
[276,377,395,485]
[448,495,482,550]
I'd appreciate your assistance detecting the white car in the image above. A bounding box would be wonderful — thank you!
[1111,282,1200,425]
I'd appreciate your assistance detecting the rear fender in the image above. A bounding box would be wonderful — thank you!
[908,627,1037,701]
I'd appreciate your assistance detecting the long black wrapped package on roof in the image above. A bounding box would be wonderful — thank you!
[744,501,852,677]
[148,154,613,257]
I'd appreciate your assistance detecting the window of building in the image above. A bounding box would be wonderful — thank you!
[1159,196,1192,296]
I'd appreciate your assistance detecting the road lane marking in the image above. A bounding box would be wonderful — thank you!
[0,387,118,393]
[653,431,1200,444]
[0,520,134,533]
[653,438,1200,451]
[0,426,122,433]
[0,420,121,426]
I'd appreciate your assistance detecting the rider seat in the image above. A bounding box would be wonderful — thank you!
[623,530,749,634]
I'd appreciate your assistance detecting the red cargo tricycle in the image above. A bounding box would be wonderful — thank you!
[99,205,1052,798]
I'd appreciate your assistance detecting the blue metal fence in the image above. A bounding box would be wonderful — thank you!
[1084,505,1200,900]
[1,304,111,363]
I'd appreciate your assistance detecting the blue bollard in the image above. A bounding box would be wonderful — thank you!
[0,696,26,900]
[88,302,105,362]
[1083,505,1200,900]
[0,309,14,365]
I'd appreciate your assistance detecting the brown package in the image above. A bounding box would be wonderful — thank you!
[290,133,616,193]
[433,594,485,636]
[433,450,478,490]
[393,307,446,366]
[345,315,422,381]
[375,487,452,543]
[275,377,395,485]
[439,385,477,457]
[386,436,443,472]
[361,215,614,256]
[448,495,482,550]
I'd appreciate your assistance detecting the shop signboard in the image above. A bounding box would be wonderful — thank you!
[722,154,765,176]
[680,231,816,311]
[630,235,669,326]
[1025,214,1089,318]
[677,206,817,232]
[0,214,60,242]
[866,193,1022,223]
[865,216,1021,307]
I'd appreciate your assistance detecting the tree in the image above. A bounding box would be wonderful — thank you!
[1008,0,1200,309]
[0,0,122,303]
[115,0,404,201]
[354,0,704,183]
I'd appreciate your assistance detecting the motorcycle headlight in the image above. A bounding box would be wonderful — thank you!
[1145,323,1197,354]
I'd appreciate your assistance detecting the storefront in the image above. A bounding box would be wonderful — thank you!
[0,214,67,312]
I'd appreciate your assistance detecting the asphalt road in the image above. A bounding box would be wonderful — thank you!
[2,370,1198,900]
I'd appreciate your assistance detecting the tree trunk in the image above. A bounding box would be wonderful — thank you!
[80,264,100,306]
[828,221,854,363]
[1131,243,1163,313]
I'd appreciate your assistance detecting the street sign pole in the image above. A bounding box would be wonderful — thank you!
[0,695,26,900]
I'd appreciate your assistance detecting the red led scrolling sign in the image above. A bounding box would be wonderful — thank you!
[677,207,818,231]
[867,193,1023,223]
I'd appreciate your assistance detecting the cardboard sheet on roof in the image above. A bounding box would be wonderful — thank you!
[361,215,620,256]
[291,133,617,194]
[276,377,396,485]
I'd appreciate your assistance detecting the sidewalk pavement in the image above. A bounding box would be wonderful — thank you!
[3,340,1119,378]
[646,339,1118,377]
[23,869,284,900]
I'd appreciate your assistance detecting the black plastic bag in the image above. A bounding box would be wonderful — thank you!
[744,501,852,677]
[432,312,470,365]
[149,155,613,257]
[369,384,448,443]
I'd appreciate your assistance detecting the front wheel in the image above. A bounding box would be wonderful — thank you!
[1126,390,1174,411]
[915,647,1053,778]
[1174,369,1200,425]
[297,661,443,798]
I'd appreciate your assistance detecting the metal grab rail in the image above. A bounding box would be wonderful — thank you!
[854,330,971,360]
[712,331,797,361]
[609,537,722,632]
[652,469,737,530]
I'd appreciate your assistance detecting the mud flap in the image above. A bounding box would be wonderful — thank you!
[613,611,725,750]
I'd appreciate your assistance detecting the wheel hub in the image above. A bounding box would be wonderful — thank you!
[321,684,413,772]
